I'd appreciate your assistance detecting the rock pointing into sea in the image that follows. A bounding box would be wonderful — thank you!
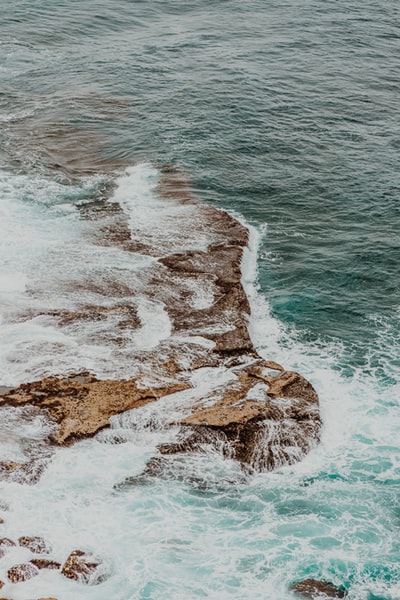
[0,165,321,480]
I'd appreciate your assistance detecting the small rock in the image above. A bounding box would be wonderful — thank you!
[290,578,346,599]
[30,558,61,570]
[8,562,39,583]
[18,535,51,554]
[0,518,4,524]
[61,550,107,584]
[0,537,15,548]
[0,580,4,588]
[0,538,16,558]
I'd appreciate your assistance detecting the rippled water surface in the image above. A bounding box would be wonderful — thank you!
[0,1,399,599]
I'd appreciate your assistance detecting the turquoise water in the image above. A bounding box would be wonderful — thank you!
[0,1,399,599]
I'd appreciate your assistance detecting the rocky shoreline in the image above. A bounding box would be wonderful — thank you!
[0,165,322,597]
[0,166,321,483]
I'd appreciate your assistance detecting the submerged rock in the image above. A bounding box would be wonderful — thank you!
[0,538,16,558]
[61,550,108,584]
[290,578,347,598]
[19,535,51,554]
[7,562,39,583]
[30,558,61,570]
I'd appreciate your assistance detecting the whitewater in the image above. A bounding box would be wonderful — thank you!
[1,0,399,599]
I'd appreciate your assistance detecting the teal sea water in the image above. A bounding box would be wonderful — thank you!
[0,1,399,599]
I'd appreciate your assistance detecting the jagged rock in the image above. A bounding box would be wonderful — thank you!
[61,550,107,584]
[30,558,61,570]
[158,366,320,471]
[18,536,51,554]
[290,578,346,598]
[7,562,39,582]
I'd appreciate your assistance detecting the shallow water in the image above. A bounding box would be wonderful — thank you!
[0,1,399,599]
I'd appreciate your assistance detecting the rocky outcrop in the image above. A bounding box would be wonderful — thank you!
[8,563,39,583]
[290,579,347,599]
[1,374,189,446]
[0,533,103,592]
[0,165,321,479]
[19,536,51,554]
[61,550,107,584]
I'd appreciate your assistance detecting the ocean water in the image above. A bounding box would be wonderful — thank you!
[0,1,399,599]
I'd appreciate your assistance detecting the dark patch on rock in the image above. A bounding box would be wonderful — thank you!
[30,558,61,570]
[290,578,347,599]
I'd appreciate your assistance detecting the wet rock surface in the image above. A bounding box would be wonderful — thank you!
[0,533,102,593]
[290,579,347,598]
[19,536,51,554]
[61,549,107,584]
[0,166,321,480]
[0,539,15,558]
[7,562,39,583]
[30,559,61,570]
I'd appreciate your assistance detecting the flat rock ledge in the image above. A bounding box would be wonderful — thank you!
[0,166,321,480]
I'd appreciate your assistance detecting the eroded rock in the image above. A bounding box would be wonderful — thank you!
[8,562,39,583]
[1,375,189,446]
[290,578,347,599]
[19,536,51,554]
[61,550,108,584]
[30,558,61,570]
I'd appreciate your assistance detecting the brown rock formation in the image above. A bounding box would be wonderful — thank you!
[0,164,321,477]
[30,559,61,570]
[1,375,189,446]
[18,536,51,554]
[158,362,320,471]
[8,563,39,583]
[61,550,107,584]
[290,579,346,599]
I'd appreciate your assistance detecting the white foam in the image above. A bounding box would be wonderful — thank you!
[112,164,215,254]
[132,297,172,350]
[0,169,399,599]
